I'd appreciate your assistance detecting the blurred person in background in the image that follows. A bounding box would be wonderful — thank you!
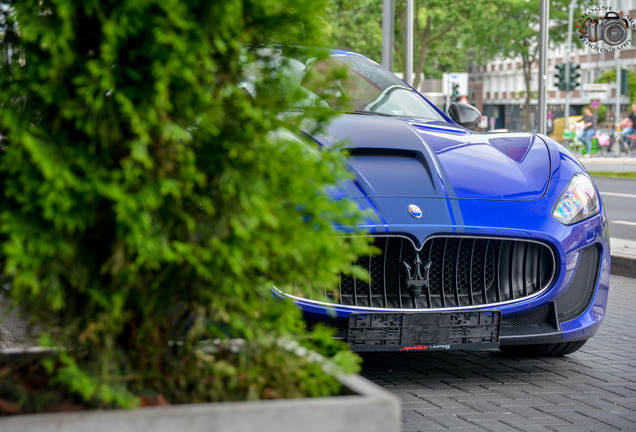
[578,107,595,157]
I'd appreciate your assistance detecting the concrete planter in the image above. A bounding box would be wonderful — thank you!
[0,373,401,432]
[1,301,401,431]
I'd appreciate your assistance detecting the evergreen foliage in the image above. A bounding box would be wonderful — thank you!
[0,0,368,409]
[596,68,636,105]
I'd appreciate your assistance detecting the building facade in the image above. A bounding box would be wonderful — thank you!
[468,2,636,132]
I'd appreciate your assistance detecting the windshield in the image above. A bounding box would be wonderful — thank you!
[299,54,445,122]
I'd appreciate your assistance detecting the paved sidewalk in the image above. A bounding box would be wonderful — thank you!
[578,155,636,173]
[361,274,636,432]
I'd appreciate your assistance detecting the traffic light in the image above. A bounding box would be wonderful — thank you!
[621,69,628,95]
[554,63,581,91]
[452,83,460,101]
[554,63,567,91]
[568,63,580,91]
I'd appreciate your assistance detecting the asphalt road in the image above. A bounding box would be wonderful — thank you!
[594,177,636,242]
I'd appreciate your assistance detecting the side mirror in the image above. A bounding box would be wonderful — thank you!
[448,102,481,131]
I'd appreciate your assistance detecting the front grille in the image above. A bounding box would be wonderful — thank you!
[336,236,556,310]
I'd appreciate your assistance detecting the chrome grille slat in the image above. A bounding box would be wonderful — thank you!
[522,242,528,297]
[424,241,432,308]
[468,239,476,306]
[397,238,404,309]
[537,246,543,295]
[508,242,515,301]
[382,239,389,308]
[335,235,556,310]
[367,244,372,306]
[453,238,461,306]
[440,239,447,307]
[479,240,488,304]
[495,241,503,303]
[352,264,358,305]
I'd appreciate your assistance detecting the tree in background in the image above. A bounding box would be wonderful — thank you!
[327,0,383,60]
[0,0,368,410]
[393,0,498,91]
[596,69,636,106]
[328,0,497,90]
[472,0,590,131]
[328,0,589,131]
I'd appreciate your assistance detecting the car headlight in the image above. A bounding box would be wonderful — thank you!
[552,173,600,225]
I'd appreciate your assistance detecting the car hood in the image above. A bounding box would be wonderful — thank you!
[310,114,550,202]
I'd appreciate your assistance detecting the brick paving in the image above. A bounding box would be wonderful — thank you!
[360,274,636,432]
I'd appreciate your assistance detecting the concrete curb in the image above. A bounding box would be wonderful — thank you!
[610,238,636,279]
[610,254,636,279]
[579,157,636,165]
[0,374,401,432]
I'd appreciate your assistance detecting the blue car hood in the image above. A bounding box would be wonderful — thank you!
[312,114,550,202]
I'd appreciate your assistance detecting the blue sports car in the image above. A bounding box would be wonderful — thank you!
[275,50,610,356]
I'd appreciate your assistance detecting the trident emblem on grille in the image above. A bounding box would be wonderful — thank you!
[402,254,431,298]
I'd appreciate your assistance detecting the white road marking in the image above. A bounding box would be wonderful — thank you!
[612,220,636,227]
[601,191,636,199]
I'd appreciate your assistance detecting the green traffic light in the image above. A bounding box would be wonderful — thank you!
[568,63,580,91]
[554,63,581,92]
[554,63,567,90]
[451,83,460,101]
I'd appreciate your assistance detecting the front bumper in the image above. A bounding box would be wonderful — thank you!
[278,209,610,352]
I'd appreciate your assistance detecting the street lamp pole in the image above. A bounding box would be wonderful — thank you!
[405,0,414,86]
[564,1,574,131]
[381,0,394,71]
[538,0,550,134]
[615,52,621,127]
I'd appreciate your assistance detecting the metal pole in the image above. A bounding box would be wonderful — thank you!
[613,0,623,156]
[404,0,414,85]
[564,1,574,132]
[381,0,394,71]
[615,53,621,127]
[446,81,450,113]
[537,0,550,134]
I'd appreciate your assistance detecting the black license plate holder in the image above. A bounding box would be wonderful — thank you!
[347,310,501,352]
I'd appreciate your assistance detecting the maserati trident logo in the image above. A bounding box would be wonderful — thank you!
[402,254,432,298]
[407,204,422,218]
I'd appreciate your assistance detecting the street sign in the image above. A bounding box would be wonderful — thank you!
[583,83,610,101]
[442,73,468,98]
[583,83,610,92]
[591,100,600,110]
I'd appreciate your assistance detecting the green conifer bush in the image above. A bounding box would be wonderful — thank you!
[0,0,368,410]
